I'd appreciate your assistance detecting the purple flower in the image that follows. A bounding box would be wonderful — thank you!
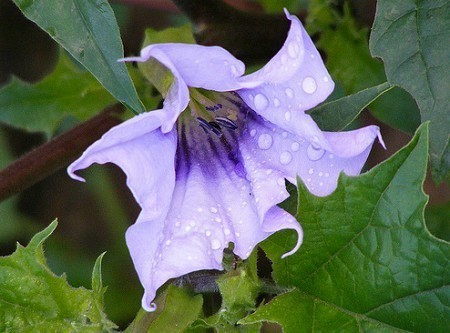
[68,11,384,311]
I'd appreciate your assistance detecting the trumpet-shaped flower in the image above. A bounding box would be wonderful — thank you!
[68,11,384,311]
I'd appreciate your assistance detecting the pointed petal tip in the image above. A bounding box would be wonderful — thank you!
[67,167,86,183]
[283,8,291,18]
[280,225,303,259]
[377,130,386,150]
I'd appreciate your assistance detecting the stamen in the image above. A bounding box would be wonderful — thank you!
[215,117,238,130]
[196,117,223,137]
[208,121,223,137]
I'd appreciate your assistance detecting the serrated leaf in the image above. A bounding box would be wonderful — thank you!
[0,53,115,136]
[0,221,116,332]
[125,285,203,333]
[308,82,392,131]
[262,123,450,332]
[12,0,144,114]
[370,0,450,181]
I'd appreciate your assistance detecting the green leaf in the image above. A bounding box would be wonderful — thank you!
[370,0,450,181]
[0,221,116,332]
[308,82,392,131]
[257,0,306,13]
[262,123,450,332]
[12,0,144,114]
[0,53,115,136]
[125,285,203,333]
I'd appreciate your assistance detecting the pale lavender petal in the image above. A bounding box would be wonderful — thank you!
[237,10,335,134]
[121,43,252,91]
[126,124,302,310]
[240,112,383,197]
[68,110,177,220]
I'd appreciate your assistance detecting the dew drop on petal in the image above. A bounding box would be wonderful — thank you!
[291,142,300,151]
[288,42,298,58]
[250,129,257,137]
[302,77,317,94]
[224,228,231,236]
[211,239,221,250]
[253,93,269,111]
[273,98,280,107]
[266,169,273,175]
[282,131,288,138]
[308,168,314,175]
[210,207,218,213]
[323,76,329,82]
[258,134,273,150]
[307,144,325,161]
[284,112,291,121]
[205,230,212,237]
[285,88,294,98]
[277,177,285,186]
[280,152,292,165]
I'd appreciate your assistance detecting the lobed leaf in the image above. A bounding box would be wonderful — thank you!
[261,123,450,332]
[0,221,116,332]
[370,0,450,181]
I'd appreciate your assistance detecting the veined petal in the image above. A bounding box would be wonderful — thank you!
[68,110,177,221]
[126,120,302,310]
[240,112,382,197]
[237,10,335,132]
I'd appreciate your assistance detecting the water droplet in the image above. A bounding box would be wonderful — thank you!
[323,76,329,82]
[291,142,300,151]
[308,168,314,175]
[284,112,291,121]
[210,207,218,213]
[258,134,273,150]
[185,226,191,232]
[165,240,171,246]
[254,93,269,111]
[175,221,181,227]
[211,239,221,250]
[319,172,323,177]
[236,232,241,237]
[277,178,285,186]
[197,207,203,212]
[307,144,325,161]
[188,256,192,260]
[224,228,231,235]
[280,152,292,165]
[214,217,222,223]
[302,77,317,94]
[266,169,273,175]
[319,182,324,186]
[205,230,212,237]
[250,129,257,137]
[285,88,294,98]
[242,201,247,206]
[288,42,298,58]
[273,98,280,107]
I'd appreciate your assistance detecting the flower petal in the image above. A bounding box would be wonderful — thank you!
[237,11,335,133]
[126,123,301,310]
[240,112,382,197]
[68,110,177,220]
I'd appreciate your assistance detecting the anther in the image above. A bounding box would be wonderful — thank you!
[215,117,238,130]
[208,121,223,137]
